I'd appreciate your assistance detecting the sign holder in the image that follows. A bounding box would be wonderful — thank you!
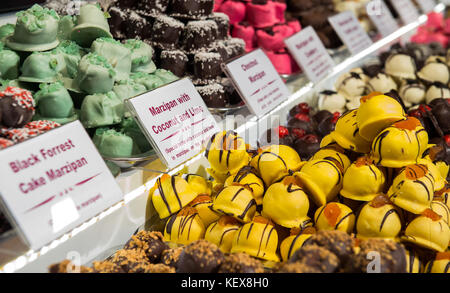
[0,121,123,250]
[222,48,291,117]
[284,26,335,84]
[126,78,220,170]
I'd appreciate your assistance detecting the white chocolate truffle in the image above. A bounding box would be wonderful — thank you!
[425,55,446,64]
[385,54,416,80]
[350,67,369,83]
[335,71,366,99]
[426,82,450,103]
[418,61,450,84]
[318,90,347,113]
[366,72,398,93]
[346,96,361,110]
[399,79,426,107]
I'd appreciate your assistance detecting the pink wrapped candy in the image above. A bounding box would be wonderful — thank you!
[273,1,286,23]
[287,19,301,33]
[265,50,293,75]
[246,1,278,28]
[256,28,287,52]
[219,0,246,25]
[273,23,294,38]
[214,0,224,11]
[426,12,443,31]
[232,22,256,51]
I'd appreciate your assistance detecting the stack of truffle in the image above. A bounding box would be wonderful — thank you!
[215,0,302,75]
[315,42,450,114]
[51,93,449,273]
[106,0,246,108]
[0,3,182,159]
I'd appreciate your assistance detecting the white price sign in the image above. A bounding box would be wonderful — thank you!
[284,26,335,83]
[328,11,373,55]
[223,48,291,117]
[366,0,399,37]
[0,121,123,250]
[389,0,420,25]
[126,78,219,169]
[416,0,436,13]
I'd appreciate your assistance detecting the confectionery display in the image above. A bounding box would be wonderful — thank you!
[105,0,245,108]
[50,93,449,272]
[0,0,449,275]
[215,0,301,75]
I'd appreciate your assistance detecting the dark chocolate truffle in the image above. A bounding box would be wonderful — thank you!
[345,238,407,273]
[49,260,93,273]
[289,245,340,273]
[161,247,184,268]
[302,230,354,264]
[176,240,224,273]
[0,88,35,128]
[108,7,128,39]
[150,15,185,50]
[218,253,265,273]
[183,20,218,52]
[193,52,223,80]
[136,0,169,16]
[209,12,230,40]
[110,249,153,273]
[170,0,214,19]
[197,83,227,108]
[430,98,450,134]
[160,50,189,77]
[125,11,151,40]
[293,135,320,160]
[123,230,168,263]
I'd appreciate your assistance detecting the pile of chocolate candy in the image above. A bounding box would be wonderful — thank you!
[107,0,245,108]
[50,90,449,273]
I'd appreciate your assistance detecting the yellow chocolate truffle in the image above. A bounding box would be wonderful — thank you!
[311,144,351,172]
[251,144,303,186]
[280,227,314,261]
[402,209,450,252]
[211,185,256,223]
[356,92,407,141]
[418,158,446,192]
[341,156,386,202]
[205,216,241,253]
[231,216,280,262]
[331,109,372,153]
[430,200,450,224]
[294,158,344,206]
[205,131,251,183]
[224,166,265,205]
[189,195,220,227]
[435,186,449,209]
[150,174,198,219]
[371,117,429,168]
[356,195,402,239]
[387,164,435,214]
[261,177,310,228]
[424,252,450,273]
[180,174,212,196]
[163,207,205,245]
[405,249,423,273]
[320,134,335,148]
[314,202,355,233]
